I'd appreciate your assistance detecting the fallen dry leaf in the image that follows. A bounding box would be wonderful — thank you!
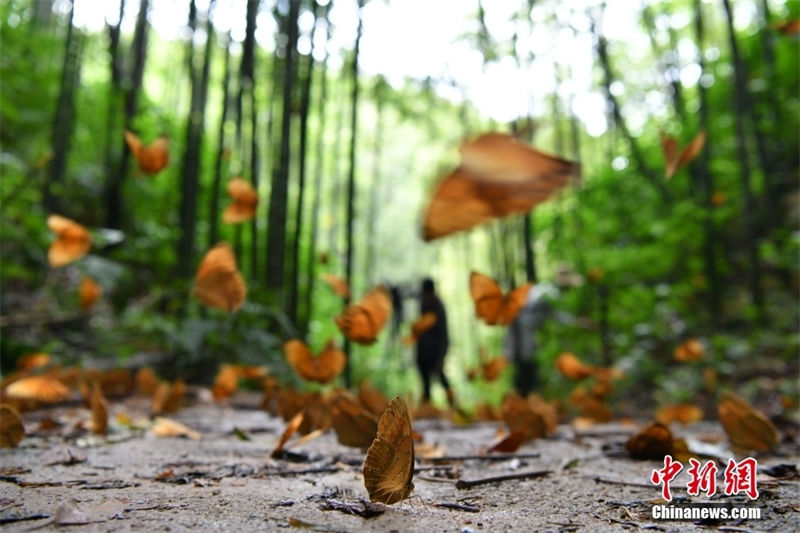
[151,417,200,439]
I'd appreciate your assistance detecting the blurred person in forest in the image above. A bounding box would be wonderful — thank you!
[416,278,459,409]
[504,263,586,395]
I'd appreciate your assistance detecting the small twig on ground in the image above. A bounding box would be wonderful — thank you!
[418,452,540,464]
[0,514,50,526]
[455,469,551,489]
[591,476,654,489]
[436,502,480,512]
[267,466,340,477]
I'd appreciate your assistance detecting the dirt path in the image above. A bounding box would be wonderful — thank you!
[1,394,797,532]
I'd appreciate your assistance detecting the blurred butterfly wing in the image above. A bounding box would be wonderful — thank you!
[331,392,379,448]
[5,376,71,403]
[718,392,779,452]
[79,277,102,310]
[139,136,169,175]
[315,340,346,384]
[660,132,679,179]
[284,340,314,381]
[422,168,498,241]
[320,273,350,298]
[500,282,533,325]
[47,215,91,267]
[336,287,391,344]
[460,133,577,186]
[482,357,508,381]
[193,243,246,311]
[124,130,143,159]
[469,272,504,325]
[676,130,706,171]
[363,396,414,504]
[224,178,258,223]
[410,312,438,339]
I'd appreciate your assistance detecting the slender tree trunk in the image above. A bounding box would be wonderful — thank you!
[208,35,232,248]
[177,3,214,277]
[103,0,125,203]
[301,8,331,338]
[592,20,668,201]
[266,0,300,296]
[327,90,347,260]
[692,0,721,319]
[288,4,319,326]
[44,1,82,213]
[343,1,364,387]
[105,0,150,229]
[641,3,685,122]
[721,0,764,320]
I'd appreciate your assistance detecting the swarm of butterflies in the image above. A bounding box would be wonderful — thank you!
[9,127,783,504]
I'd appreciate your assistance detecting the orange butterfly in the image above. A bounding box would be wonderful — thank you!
[334,286,392,345]
[660,130,706,179]
[656,404,703,426]
[79,277,102,310]
[422,133,577,241]
[47,215,91,268]
[625,421,673,460]
[467,347,508,381]
[401,312,437,346]
[362,396,415,505]
[222,178,258,224]
[554,352,595,380]
[4,376,71,404]
[284,339,346,384]
[772,19,800,36]
[193,243,246,312]
[673,338,705,362]
[718,391,779,452]
[0,404,25,448]
[320,273,350,298]
[469,272,532,326]
[124,130,169,175]
[330,391,379,448]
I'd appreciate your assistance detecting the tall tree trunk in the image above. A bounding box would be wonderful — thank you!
[208,34,232,248]
[721,0,764,320]
[692,0,721,319]
[288,4,319,327]
[301,7,331,338]
[103,0,125,205]
[592,19,668,201]
[343,0,364,387]
[177,3,214,277]
[44,1,82,213]
[105,0,150,229]
[641,3,685,122]
[266,0,300,296]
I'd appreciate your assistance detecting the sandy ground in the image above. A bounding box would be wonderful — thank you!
[0,394,797,532]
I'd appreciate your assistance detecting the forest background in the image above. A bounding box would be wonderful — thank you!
[1,0,798,413]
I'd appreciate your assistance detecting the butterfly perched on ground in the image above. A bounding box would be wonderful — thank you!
[422,132,577,241]
[469,271,532,326]
[283,339,346,384]
[363,396,415,505]
[334,286,392,344]
[660,130,706,179]
[222,178,258,224]
[717,391,779,452]
[47,215,91,268]
[124,130,169,175]
[193,243,246,312]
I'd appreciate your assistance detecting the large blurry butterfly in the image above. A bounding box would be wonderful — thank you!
[4,376,71,404]
[47,215,91,267]
[469,271,532,326]
[467,351,509,382]
[717,391,779,452]
[554,352,595,380]
[334,286,392,344]
[284,339,346,384]
[660,130,706,180]
[193,243,246,312]
[362,396,415,505]
[422,133,577,241]
[222,178,258,224]
[124,130,169,175]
